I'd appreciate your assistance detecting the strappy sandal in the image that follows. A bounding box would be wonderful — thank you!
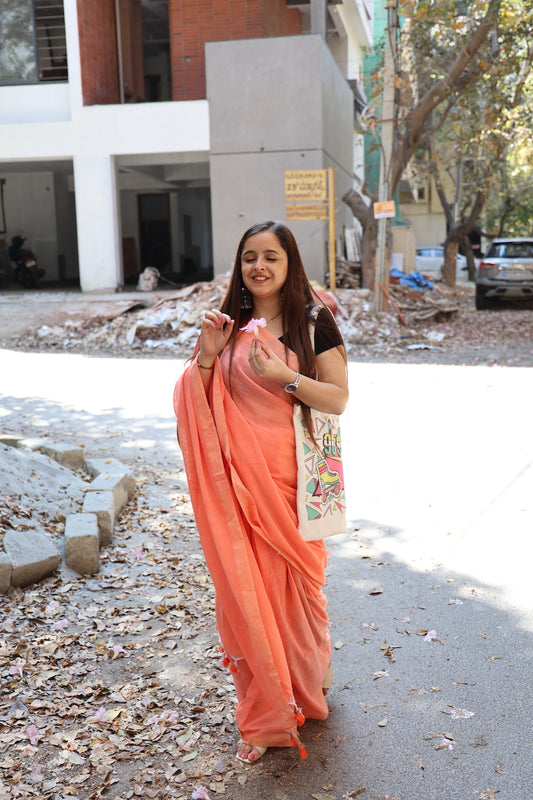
[236,741,267,764]
[322,663,333,695]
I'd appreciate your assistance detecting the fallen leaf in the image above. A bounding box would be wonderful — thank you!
[449,707,475,719]
[377,718,388,727]
[369,586,384,595]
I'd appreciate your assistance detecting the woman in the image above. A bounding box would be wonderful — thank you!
[174,221,348,763]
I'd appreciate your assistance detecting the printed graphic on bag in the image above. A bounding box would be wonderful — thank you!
[299,415,345,522]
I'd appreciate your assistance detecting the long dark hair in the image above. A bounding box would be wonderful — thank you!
[220,220,345,431]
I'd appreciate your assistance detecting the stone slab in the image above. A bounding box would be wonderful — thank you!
[85,457,136,498]
[86,471,129,517]
[0,552,12,593]
[82,490,114,546]
[3,530,61,588]
[38,442,86,470]
[64,513,100,575]
[0,435,21,448]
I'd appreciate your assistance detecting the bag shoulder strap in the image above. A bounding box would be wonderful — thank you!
[308,304,321,349]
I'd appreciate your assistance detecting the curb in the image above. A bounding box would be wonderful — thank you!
[0,437,136,592]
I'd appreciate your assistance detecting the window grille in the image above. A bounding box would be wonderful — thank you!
[0,0,67,84]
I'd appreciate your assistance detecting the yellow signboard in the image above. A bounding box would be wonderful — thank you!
[285,170,328,202]
[285,203,329,221]
[283,168,337,291]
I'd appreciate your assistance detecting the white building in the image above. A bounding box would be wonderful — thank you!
[0,0,372,292]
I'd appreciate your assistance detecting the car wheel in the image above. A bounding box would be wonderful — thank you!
[475,285,494,310]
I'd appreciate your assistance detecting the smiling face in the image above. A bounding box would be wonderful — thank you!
[240,229,289,303]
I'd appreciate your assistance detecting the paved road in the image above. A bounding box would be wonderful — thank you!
[1,347,531,800]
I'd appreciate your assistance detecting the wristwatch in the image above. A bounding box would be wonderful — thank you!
[284,372,301,393]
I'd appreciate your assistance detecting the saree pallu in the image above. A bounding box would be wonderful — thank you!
[174,329,330,752]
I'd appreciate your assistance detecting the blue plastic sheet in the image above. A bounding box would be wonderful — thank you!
[390,269,433,291]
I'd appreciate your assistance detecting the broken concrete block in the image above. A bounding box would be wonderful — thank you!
[82,491,114,546]
[17,437,48,452]
[3,531,61,588]
[86,471,129,518]
[0,553,13,593]
[38,442,85,470]
[85,458,136,499]
[64,513,100,575]
[0,435,21,448]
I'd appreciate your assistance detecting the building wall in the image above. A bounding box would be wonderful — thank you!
[1,2,368,292]
[400,203,446,250]
[169,0,301,101]
[207,35,354,282]
[3,173,59,281]
[76,0,120,105]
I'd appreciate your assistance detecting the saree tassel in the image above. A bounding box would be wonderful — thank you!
[295,710,305,727]
[219,647,239,673]
[290,734,308,760]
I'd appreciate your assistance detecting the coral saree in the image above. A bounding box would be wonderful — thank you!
[174,328,330,754]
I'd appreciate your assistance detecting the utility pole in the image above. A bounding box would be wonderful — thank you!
[375,0,398,312]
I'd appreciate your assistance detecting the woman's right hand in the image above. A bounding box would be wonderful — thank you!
[198,309,234,366]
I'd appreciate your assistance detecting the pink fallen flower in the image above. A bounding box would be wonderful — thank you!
[89,707,108,723]
[240,317,266,337]
[52,618,69,631]
[192,787,210,800]
[131,547,144,559]
[424,630,438,642]
[26,725,41,746]
[9,659,26,677]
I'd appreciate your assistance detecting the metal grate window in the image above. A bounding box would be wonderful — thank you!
[0,0,67,84]
[34,0,68,82]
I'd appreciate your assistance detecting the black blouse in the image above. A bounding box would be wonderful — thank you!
[280,306,344,355]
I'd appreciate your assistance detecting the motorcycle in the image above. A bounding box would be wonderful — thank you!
[8,235,45,288]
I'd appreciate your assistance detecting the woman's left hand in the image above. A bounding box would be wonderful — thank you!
[248,340,292,385]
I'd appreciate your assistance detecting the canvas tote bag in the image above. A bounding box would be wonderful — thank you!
[294,307,347,541]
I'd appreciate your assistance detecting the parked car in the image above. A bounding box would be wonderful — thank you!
[415,246,467,280]
[475,238,533,309]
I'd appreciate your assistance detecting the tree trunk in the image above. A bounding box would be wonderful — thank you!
[462,236,477,282]
[342,189,377,289]
[442,239,458,287]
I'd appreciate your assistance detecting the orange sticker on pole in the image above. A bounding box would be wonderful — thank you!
[373,200,396,219]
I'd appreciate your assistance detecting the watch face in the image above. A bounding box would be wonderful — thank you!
[285,383,297,393]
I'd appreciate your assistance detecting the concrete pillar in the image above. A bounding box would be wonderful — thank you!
[73,154,123,292]
[311,0,327,38]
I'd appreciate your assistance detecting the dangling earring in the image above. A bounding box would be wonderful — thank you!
[241,285,252,311]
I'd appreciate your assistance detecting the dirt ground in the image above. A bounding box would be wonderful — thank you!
[1,282,532,800]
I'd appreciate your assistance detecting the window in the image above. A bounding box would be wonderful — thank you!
[0,0,67,85]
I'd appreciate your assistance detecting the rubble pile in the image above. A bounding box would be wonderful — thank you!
[3,276,533,365]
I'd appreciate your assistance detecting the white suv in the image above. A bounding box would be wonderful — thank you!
[475,238,533,309]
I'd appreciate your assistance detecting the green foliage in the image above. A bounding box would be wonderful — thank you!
[397,0,533,236]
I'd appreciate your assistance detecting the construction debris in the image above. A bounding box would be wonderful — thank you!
[2,274,533,366]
